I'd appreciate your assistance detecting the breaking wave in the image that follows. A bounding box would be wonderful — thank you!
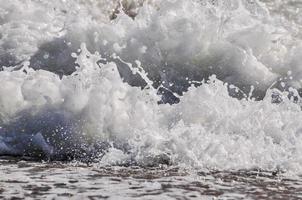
[1,0,302,173]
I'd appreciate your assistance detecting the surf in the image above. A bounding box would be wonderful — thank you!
[0,0,302,174]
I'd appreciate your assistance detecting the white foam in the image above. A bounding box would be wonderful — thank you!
[0,0,302,174]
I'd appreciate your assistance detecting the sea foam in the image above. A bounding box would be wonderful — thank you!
[0,0,302,173]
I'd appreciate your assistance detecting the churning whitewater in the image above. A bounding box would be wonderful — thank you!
[0,0,302,173]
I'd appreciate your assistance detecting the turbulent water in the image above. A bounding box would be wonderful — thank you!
[1,0,302,189]
[0,158,301,200]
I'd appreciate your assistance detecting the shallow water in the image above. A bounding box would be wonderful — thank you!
[0,158,302,200]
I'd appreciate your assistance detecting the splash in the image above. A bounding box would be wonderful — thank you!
[0,0,302,173]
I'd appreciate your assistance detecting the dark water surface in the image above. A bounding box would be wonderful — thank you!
[0,158,301,200]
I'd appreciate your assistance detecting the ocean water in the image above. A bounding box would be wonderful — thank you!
[0,0,302,199]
